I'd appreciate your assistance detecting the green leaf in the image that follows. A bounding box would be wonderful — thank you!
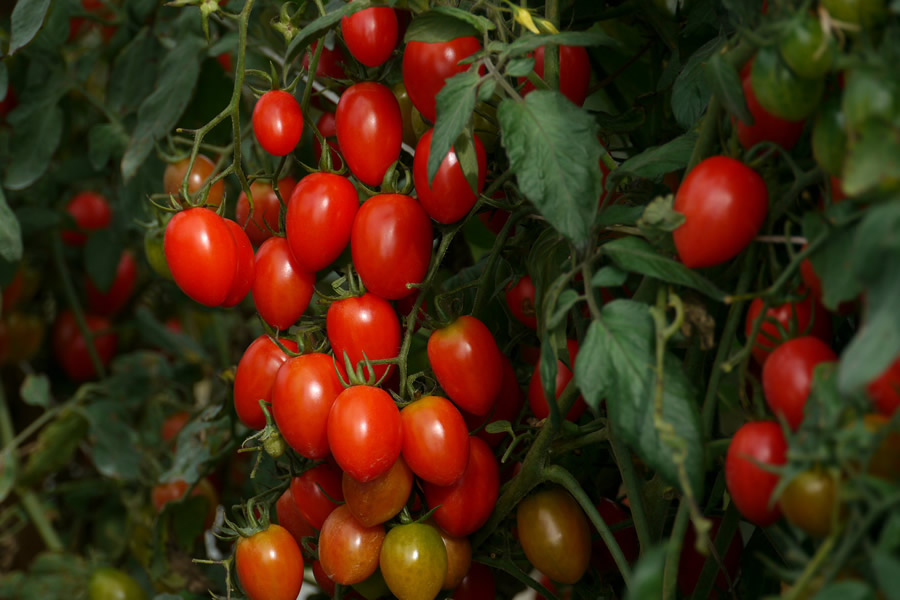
[403,10,480,43]
[607,132,698,189]
[84,228,124,293]
[878,512,900,553]
[429,7,494,32]
[592,265,627,288]
[3,106,63,191]
[805,224,861,311]
[624,545,666,600]
[20,375,51,408]
[19,410,89,487]
[872,550,900,600]
[506,57,535,78]
[595,107,647,133]
[547,289,579,329]
[671,36,723,129]
[0,63,8,102]
[7,0,52,56]
[498,92,602,244]
[429,70,481,185]
[286,0,378,61]
[88,123,128,172]
[602,237,727,301]
[501,31,625,61]
[704,53,752,124]
[0,184,22,263]
[163,408,230,485]
[484,420,513,434]
[454,129,480,196]
[108,28,160,115]
[595,205,644,228]
[134,307,209,362]
[842,124,900,196]
[539,336,560,424]
[82,400,142,481]
[14,206,61,236]
[811,581,876,600]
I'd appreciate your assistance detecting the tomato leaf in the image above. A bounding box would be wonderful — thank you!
[704,53,752,124]
[429,69,480,185]
[0,450,16,504]
[163,406,231,485]
[810,581,877,600]
[82,400,142,481]
[606,132,697,190]
[20,375,51,408]
[871,550,900,600]
[19,410,89,488]
[592,265,627,288]
[88,123,128,172]
[501,30,625,61]
[505,58,536,78]
[841,123,900,197]
[498,91,602,245]
[624,545,666,600]
[108,28,160,116]
[803,214,861,311]
[602,237,727,301]
[539,336,561,427]
[547,289,579,329]
[454,129,480,196]
[84,227,124,293]
[428,7,495,33]
[0,184,22,263]
[3,106,63,191]
[595,205,644,228]
[403,10,481,44]
[286,0,381,61]
[7,0,52,56]
[671,36,723,129]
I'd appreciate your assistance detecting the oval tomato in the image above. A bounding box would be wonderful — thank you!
[426,523,471,590]
[462,355,525,447]
[678,516,742,598]
[253,90,303,156]
[87,568,145,600]
[336,82,402,186]
[275,487,316,551]
[327,292,400,381]
[319,505,385,585]
[519,45,591,107]
[528,339,587,422]
[351,194,433,300]
[867,356,900,417]
[745,294,832,365]
[252,237,315,330]
[673,156,768,269]
[233,335,299,430]
[780,470,840,538]
[221,219,255,307]
[272,352,346,459]
[328,385,402,482]
[343,455,413,527]
[380,522,448,600]
[161,411,190,444]
[779,14,835,80]
[341,6,398,67]
[451,563,495,600]
[762,336,837,430]
[164,207,236,306]
[725,421,787,526]
[413,128,486,224]
[505,275,538,330]
[313,112,343,169]
[303,40,347,80]
[86,251,138,316]
[400,395,470,486]
[61,191,112,246]
[236,524,304,600]
[517,487,591,585]
[286,172,359,272]
[750,47,824,121]
[53,311,117,381]
[402,37,481,123]
[235,177,297,246]
[290,462,345,530]
[163,155,225,207]
[735,61,805,150]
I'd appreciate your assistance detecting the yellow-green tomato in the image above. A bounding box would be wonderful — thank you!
[516,487,592,585]
[88,567,147,600]
[380,522,448,600]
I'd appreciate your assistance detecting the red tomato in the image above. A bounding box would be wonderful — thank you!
[61,192,111,246]
[402,37,481,123]
[735,62,805,150]
[164,207,236,307]
[400,395,470,486]
[312,112,343,169]
[745,294,832,365]
[413,128,487,224]
[678,516,742,599]
[68,0,117,42]
[233,335,299,430]
[303,41,347,80]
[318,505,385,585]
[275,488,316,551]
[252,237,315,330]
[829,175,847,203]
[424,436,499,537]
[429,523,471,590]
[673,156,768,268]
[163,155,225,207]
[0,86,18,119]
[235,177,297,246]
[590,498,639,574]
[528,339,587,422]
[286,172,358,272]
[327,293,400,381]
[290,462,345,530]
[52,310,117,381]
[151,478,218,529]
[253,90,304,156]
[343,455,413,527]
[351,194,433,300]
[868,356,900,417]
[519,45,591,107]
[336,82,402,186]
[505,274,538,330]
[451,563,496,600]
[236,524,304,600]
[428,316,503,416]
[462,355,525,448]
[516,487,591,585]
[161,411,190,443]
[725,421,787,526]
[762,336,837,430]
[85,251,137,316]
[272,352,346,460]
[478,207,511,235]
[221,219,255,307]
[341,5,398,67]
[328,385,403,482]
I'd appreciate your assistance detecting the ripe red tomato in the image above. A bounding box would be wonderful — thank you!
[528,339,587,422]
[275,487,316,550]
[290,462,345,530]
[272,352,346,460]
[85,251,137,316]
[164,207,236,307]
[590,498,639,574]
[61,192,112,246]
[519,45,591,107]
[318,505,385,585]
[780,470,840,538]
[312,112,343,169]
[343,455,413,527]
[221,219,255,308]
[867,356,900,417]
[253,90,304,156]
[351,194,433,300]
[762,336,837,430]
[428,316,503,416]
[163,155,225,207]
[402,37,481,123]
[380,522,448,600]
[462,355,525,447]
[303,41,347,80]
[52,310,117,381]
[233,335,299,430]
[336,82,402,186]
[151,478,219,529]
[745,294,832,364]
[725,421,787,526]
[286,172,359,272]
[327,293,400,381]
[452,563,496,600]
[505,274,538,330]
[517,487,591,585]
[341,5,398,67]
[413,129,487,224]
[400,395,470,486]
[235,177,297,246]
[328,385,403,482]
[673,156,768,268]
[236,524,304,600]
[252,237,315,330]
[424,436,499,537]
[735,61,805,150]
[161,411,190,444]
[678,516,742,598]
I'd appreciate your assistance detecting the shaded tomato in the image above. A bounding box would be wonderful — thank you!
[312,112,343,169]
[235,177,297,246]
[505,274,538,329]
[762,336,837,430]
[673,156,768,268]
[343,455,413,527]
[319,505,385,585]
[163,155,225,207]
[750,47,824,121]
[151,478,218,529]
[286,172,358,272]
[164,207,236,306]
[678,516,742,598]
[517,487,591,585]
[253,90,304,156]
[395,292,428,332]
[0,313,44,365]
[161,411,190,444]
[87,568,145,600]
[61,191,112,246]
[779,14,836,80]
[867,356,900,417]
[0,86,18,120]
[275,487,316,551]
[400,395,470,486]
[519,45,591,107]
[233,335,299,430]
[864,414,900,480]
[52,310,117,381]
[725,421,787,526]
[780,470,840,538]
[591,498,639,574]
[252,237,315,330]
[341,5,398,67]
[478,207,511,235]
[272,352,346,459]
[799,250,856,315]
[351,194,433,300]
[528,339,587,422]
[735,61,805,150]
[451,562,495,600]
[86,251,138,316]
[291,462,346,530]
[402,37,482,123]
[413,128,487,224]
[380,523,448,600]
[144,225,172,281]
[336,82,402,186]
[462,355,525,447]
[236,524,304,600]
[328,385,403,482]
[327,292,400,381]
[221,219,255,308]
[422,522,471,590]
[745,294,832,365]
[303,40,347,79]
[428,316,502,416]
[424,436,499,537]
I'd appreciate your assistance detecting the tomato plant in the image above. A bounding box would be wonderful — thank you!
[505,275,538,330]
[520,45,591,107]
[85,251,137,316]
[275,487,316,549]
[516,487,592,585]
[252,90,304,156]
[252,237,315,329]
[290,462,346,530]
[678,516,742,598]
[221,219,255,308]
[52,311,117,381]
[342,456,413,527]
[235,524,304,600]
[867,356,900,416]
[402,37,481,123]
[780,470,840,538]
[163,155,225,206]
[412,128,486,224]
[462,355,524,448]
[725,421,787,526]
[735,61,805,150]
[745,294,832,364]
[327,292,400,381]
[312,112,342,168]
[528,338,587,422]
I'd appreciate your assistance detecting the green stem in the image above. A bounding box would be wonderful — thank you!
[662,500,690,600]
[609,427,653,553]
[686,96,721,173]
[472,208,524,320]
[543,0,559,91]
[692,503,741,599]
[549,427,608,456]
[300,37,324,115]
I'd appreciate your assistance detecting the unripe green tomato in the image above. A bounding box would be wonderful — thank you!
[779,14,835,80]
[380,522,448,600]
[812,97,847,176]
[263,431,287,458]
[144,226,172,281]
[751,46,824,121]
[821,0,887,30]
[88,567,147,600]
[842,68,900,133]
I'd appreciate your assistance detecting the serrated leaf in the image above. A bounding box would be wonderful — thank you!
[607,132,697,189]
[506,57,535,78]
[84,228,124,293]
[705,53,752,124]
[671,36,723,129]
[429,70,480,185]
[0,184,22,263]
[592,265,627,288]
[403,10,480,43]
[498,92,602,244]
[287,0,377,60]
[7,0,52,56]
[602,237,727,301]
[501,31,625,61]
[88,123,127,171]
[478,78,497,102]
[20,375,51,408]
[108,28,160,115]
[3,106,63,191]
